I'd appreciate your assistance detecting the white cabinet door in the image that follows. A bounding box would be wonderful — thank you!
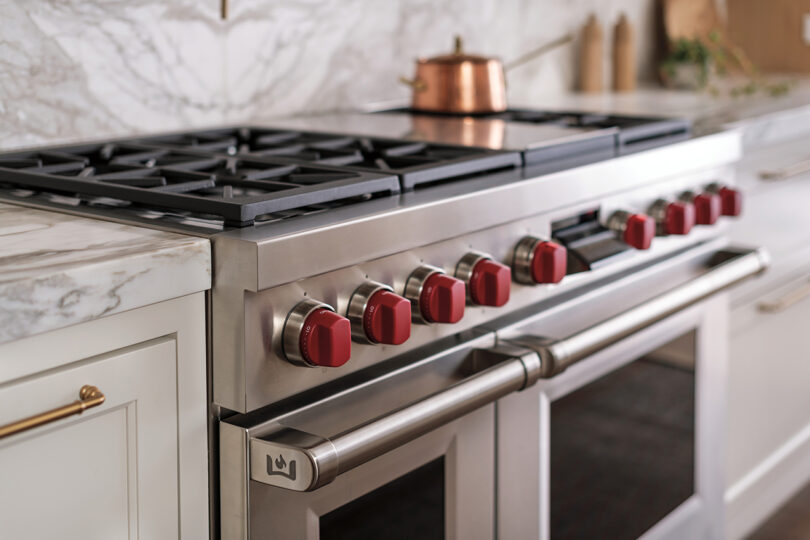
[726,270,810,538]
[0,337,179,540]
[729,270,810,478]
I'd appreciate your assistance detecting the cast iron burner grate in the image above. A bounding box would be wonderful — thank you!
[136,127,523,190]
[384,108,692,156]
[0,144,400,227]
[502,110,691,154]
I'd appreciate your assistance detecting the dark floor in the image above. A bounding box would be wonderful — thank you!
[748,481,810,540]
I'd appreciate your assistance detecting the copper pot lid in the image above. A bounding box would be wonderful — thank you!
[417,36,500,65]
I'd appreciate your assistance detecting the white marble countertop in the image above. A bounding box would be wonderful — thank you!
[0,203,211,344]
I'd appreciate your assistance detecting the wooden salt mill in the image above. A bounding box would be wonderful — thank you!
[613,13,636,92]
[579,14,604,93]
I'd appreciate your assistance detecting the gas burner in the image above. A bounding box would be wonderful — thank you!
[0,110,690,230]
[0,148,399,227]
[383,108,691,156]
[501,109,691,154]
[136,128,523,189]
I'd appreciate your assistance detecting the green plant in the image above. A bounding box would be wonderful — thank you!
[660,38,712,87]
[666,38,712,68]
[660,31,794,97]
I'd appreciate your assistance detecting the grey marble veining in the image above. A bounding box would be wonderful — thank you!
[0,203,211,344]
[0,0,657,149]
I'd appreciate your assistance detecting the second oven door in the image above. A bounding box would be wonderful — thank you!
[496,245,740,540]
[247,405,494,540]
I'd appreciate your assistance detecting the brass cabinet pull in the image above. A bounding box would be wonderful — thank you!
[0,385,105,440]
[760,158,810,181]
[758,279,810,314]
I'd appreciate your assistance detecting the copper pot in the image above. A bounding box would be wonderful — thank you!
[401,35,573,115]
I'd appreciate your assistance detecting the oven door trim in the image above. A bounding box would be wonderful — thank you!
[241,405,496,540]
[495,240,748,540]
[222,243,765,539]
[220,333,539,539]
[498,297,728,540]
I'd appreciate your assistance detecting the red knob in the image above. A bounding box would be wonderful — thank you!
[299,308,351,368]
[694,193,721,225]
[420,273,465,323]
[663,201,695,235]
[364,290,411,345]
[513,238,567,285]
[469,258,511,307]
[624,214,655,249]
[531,241,567,284]
[719,186,742,216]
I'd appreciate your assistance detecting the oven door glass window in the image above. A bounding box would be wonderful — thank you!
[320,458,445,540]
[550,333,696,540]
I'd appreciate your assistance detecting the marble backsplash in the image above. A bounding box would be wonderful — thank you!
[0,0,657,150]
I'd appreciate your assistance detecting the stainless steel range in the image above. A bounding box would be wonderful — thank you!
[0,109,766,540]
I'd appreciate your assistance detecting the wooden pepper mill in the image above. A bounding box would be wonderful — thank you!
[613,13,636,92]
[579,14,604,93]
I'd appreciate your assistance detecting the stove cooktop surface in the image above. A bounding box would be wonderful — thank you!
[0,130,521,229]
[269,108,691,165]
[393,107,692,153]
[0,110,691,231]
[136,127,522,190]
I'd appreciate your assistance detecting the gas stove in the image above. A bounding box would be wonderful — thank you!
[0,114,742,400]
[0,110,756,539]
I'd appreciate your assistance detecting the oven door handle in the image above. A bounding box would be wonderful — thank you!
[504,246,770,378]
[248,344,542,492]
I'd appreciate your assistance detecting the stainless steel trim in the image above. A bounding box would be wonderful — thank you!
[281,299,333,367]
[404,265,442,323]
[760,158,810,181]
[455,252,489,302]
[757,278,810,314]
[679,190,697,204]
[649,198,671,236]
[706,181,723,194]
[211,130,741,412]
[512,236,541,285]
[504,247,769,377]
[248,344,541,492]
[606,209,632,235]
[347,281,392,343]
[214,130,740,293]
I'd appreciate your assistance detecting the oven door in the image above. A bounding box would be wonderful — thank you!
[219,334,543,540]
[495,243,768,540]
